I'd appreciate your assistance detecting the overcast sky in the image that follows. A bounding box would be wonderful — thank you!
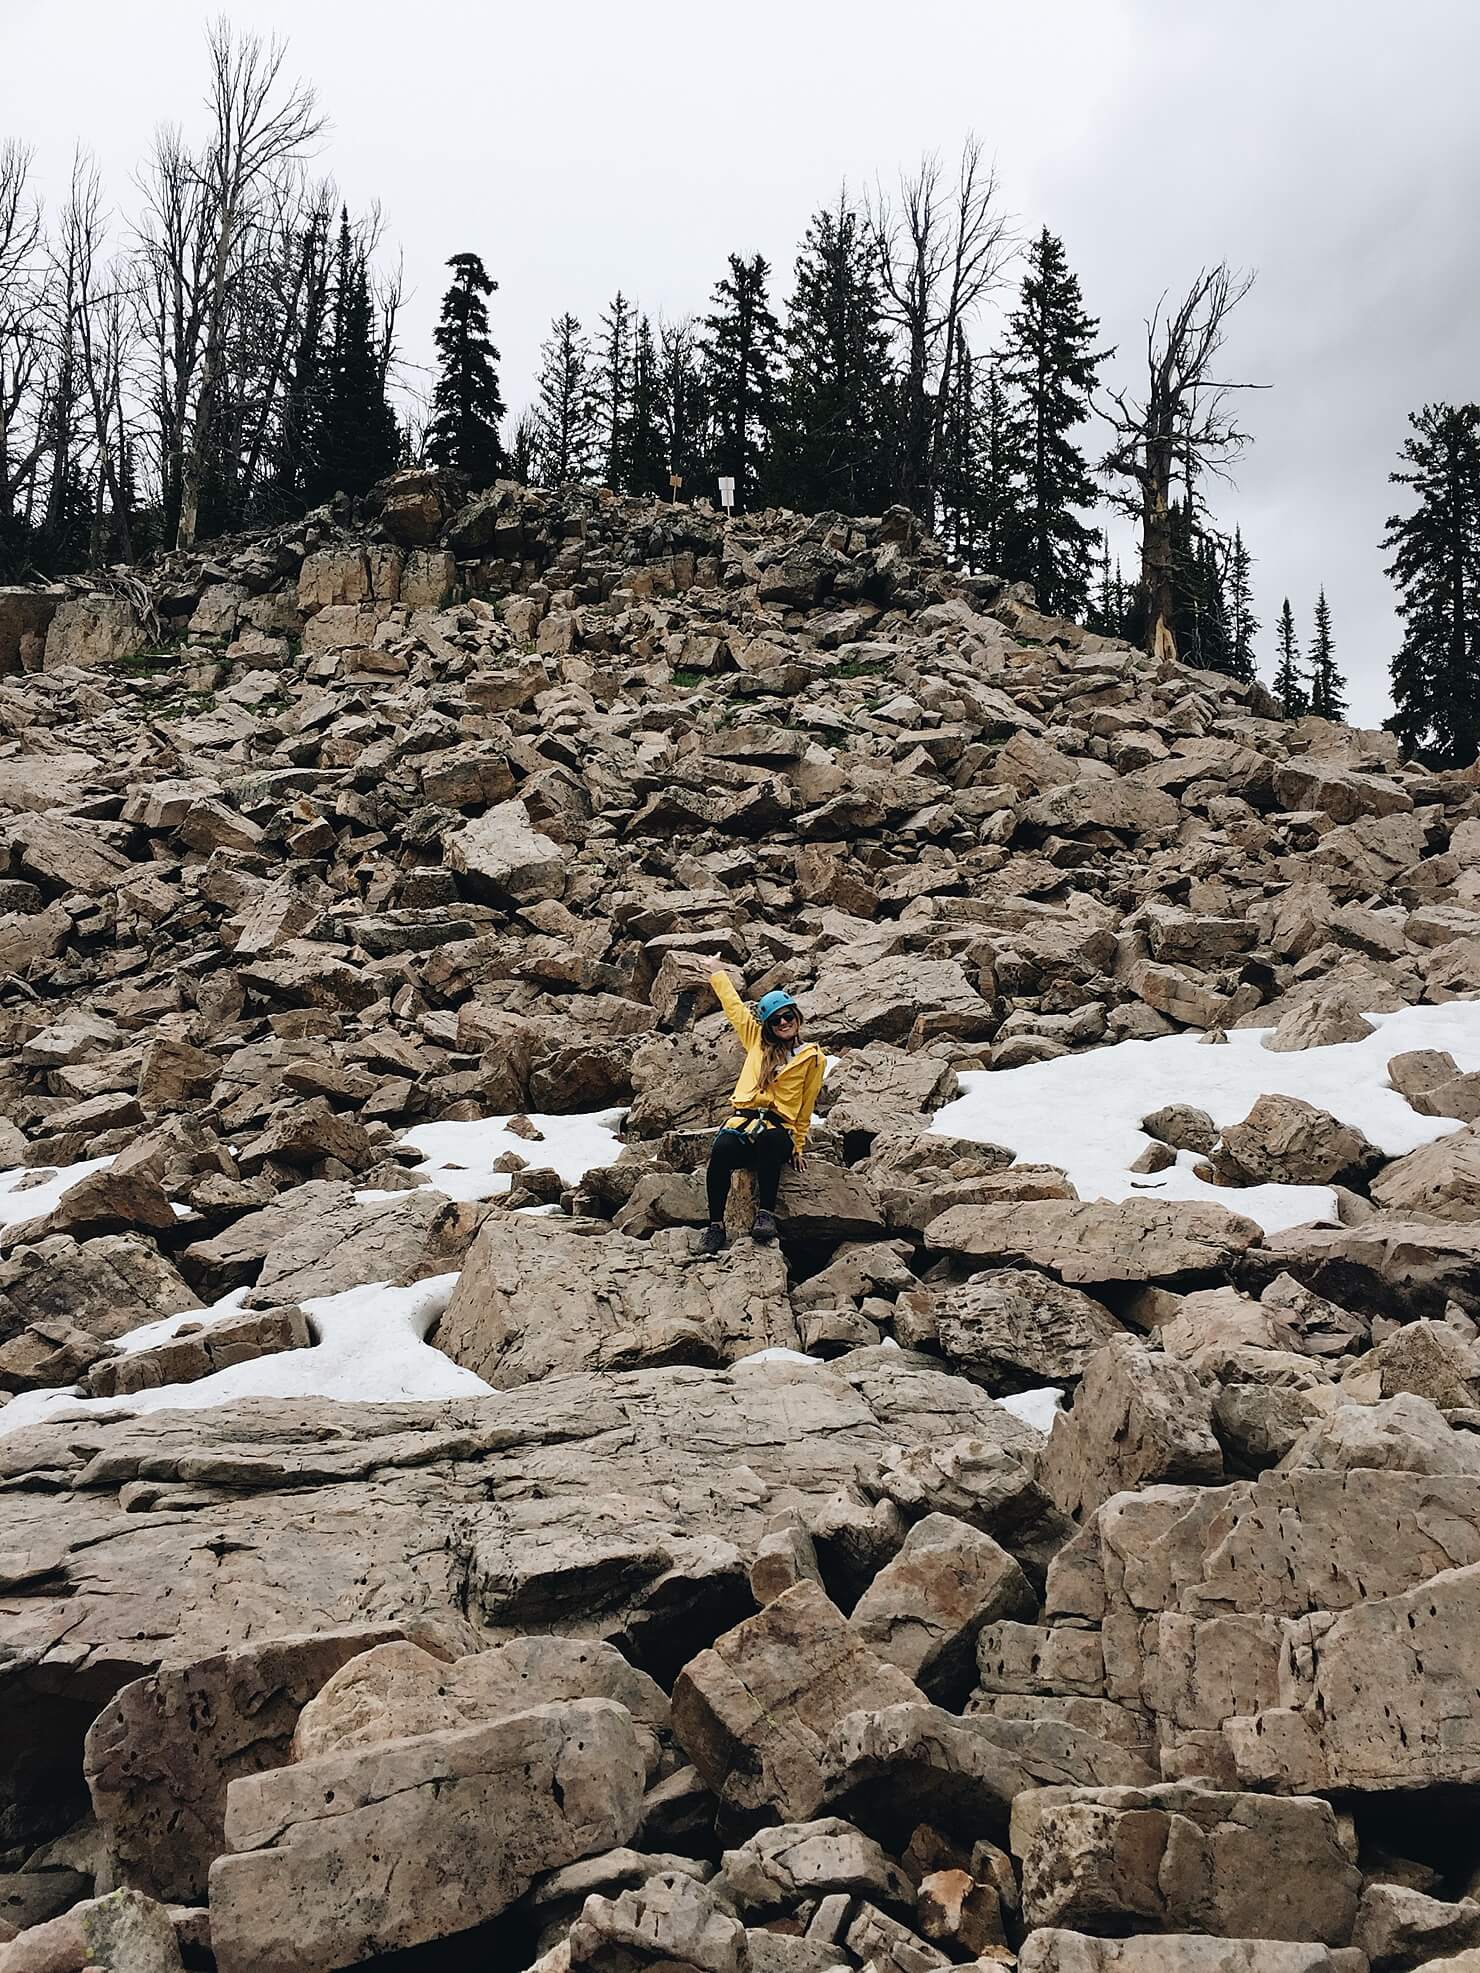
[7,0,1480,724]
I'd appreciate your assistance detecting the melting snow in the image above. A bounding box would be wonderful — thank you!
[0,1154,114,1229]
[376,1108,627,1204]
[931,1002,1480,1237]
[0,1274,489,1438]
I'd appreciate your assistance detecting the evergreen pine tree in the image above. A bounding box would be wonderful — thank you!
[426,253,506,481]
[1227,527,1259,683]
[657,317,708,493]
[533,312,600,484]
[937,328,980,568]
[701,253,781,509]
[1307,587,1347,720]
[597,291,633,488]
[777,199,894,515]
[1274,598,1308,717]
[310,209,399,503]
[976,361,1030,579]
[616,314,668,497]
[1382,402,1480,767]
[509,409,537,486]
[998,227,1106,618]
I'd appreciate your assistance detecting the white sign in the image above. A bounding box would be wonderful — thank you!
[718,475,736,511]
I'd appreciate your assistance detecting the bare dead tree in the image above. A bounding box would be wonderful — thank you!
[872,137,1013,526]
[1101,263,1258,661]
[70,165,140,565]
[175,17,323,549]
[0,141,47,528]
[134,124,214,540]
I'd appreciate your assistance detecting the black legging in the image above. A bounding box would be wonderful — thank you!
[706,1125,791,1221]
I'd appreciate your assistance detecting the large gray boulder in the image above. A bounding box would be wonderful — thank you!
[1011,1784,1360,1943]
[84,1626,413,1902]
[671,1581,924,1826]
[927,1199,1261,1287]
[1036,1338,1224,1518]
[436,1218,797,1387]
[445,798,567,904]
[209,1698,646,1973]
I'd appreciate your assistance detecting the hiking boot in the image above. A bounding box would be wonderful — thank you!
[751,1210,778,1243]
[701,1221,727,1255]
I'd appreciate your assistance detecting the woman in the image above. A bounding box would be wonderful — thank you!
[702,970,825,1254]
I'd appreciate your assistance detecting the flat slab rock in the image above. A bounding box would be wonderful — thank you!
[0,1358,1027,1847]
[1017,1934,1368,1972]
[927,1198,1261,1285]
[435,1215,799,1387]
[210,1697,645,1973]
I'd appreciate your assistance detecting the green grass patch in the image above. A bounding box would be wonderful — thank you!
[835,656,889,678]
[114,648,180,678]
[670,667,706,688]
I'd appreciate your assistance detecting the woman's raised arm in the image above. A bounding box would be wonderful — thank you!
[709,970,760,1049]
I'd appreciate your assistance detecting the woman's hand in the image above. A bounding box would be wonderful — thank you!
[791,1150,807,1173]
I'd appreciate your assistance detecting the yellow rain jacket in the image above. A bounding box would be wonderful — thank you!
[710,971,825,1157]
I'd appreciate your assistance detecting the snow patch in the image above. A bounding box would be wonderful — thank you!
[0,1154,115,1229]
[931,1002,1480,1236]
[996,1385,1064,1434]
[378,1108,627,1204]
[0,1274,489,1438]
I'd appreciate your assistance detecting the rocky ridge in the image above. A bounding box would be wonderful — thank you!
[0,471,1478,1969]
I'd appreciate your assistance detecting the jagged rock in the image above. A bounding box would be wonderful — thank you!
[1261,995,1377,1052]
[1216,1094,1383,1188]
[83,1626,414,1902]
[1016,1934,1367,1971]
[0,1166,176,1254]
[1354,1883,1480,1970]
[847,1513,1033,1701]
[0,586,60,673]
[42,597,148,670]
[719,1816,912,1913]
[1043,1468,1480,1793]
[1141,1105,1217,1155]
[181,1181,484,1303]
[905,1269,1123,1392]
[0,1234,194,1343]
[1241,1218,1480,1319]
[1336,1317,1480,1407]
[446,797,567,904]
[0,1887,183,1973]
[671,1581,924,1827]
[1388,1049,1480,1123]
[1259,1271,1371,1357]
[926,1199,1261,1286]
[0,1359,1014,1849]
[821,1702,1156,1848]
[823,1046,959,1145]
[1278,1393,1480,1476]
[82,1304,311,1396]
[806,955,991,1046]
[1010,1784,1360,1942]
[437,1218,798,1386]
[293,1634,669,1774]
[870,1437,1073,1589]
[564,1869,749,1971]
[1036,1338,1224,1518]
[209,1698,646,1973]
[1369,1124,1480,1221]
